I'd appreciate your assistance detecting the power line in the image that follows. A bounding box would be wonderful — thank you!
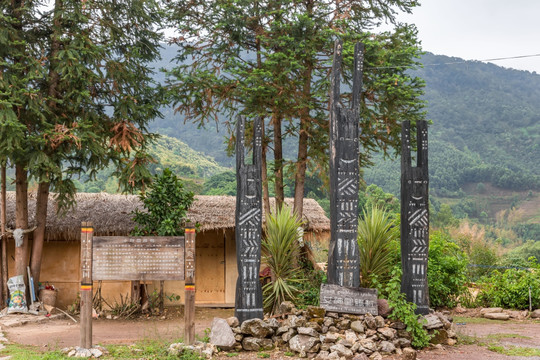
[367,52,540,70]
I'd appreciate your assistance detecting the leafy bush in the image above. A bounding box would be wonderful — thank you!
[132,168,194,236]
[427,231,468,308]
[262,205,304,315]
[295,259,326,308]
[377,267,432,348]
[476,258,540,310]
[357,206,400,288]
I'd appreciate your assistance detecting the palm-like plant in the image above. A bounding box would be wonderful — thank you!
[357,206,400,288]
[262,205,304,315]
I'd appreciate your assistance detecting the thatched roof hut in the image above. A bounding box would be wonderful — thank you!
[4,192,329,241]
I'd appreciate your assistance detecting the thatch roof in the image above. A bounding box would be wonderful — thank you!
[4,192,329,241]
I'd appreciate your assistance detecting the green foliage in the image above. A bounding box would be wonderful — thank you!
[477,258,540,310]
[505,240,540,264]
[358,185,400,216]
[427,231,469,308]
[262,205,304,315]
[166,0,425,212]
[431,204,459,228]
[357,207,400,288]
[132,169,194,236]
[295,260,327,308]
[379,267,432,348]
[202,171,237,196]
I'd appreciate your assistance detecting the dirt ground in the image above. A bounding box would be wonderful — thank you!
[3,307,540,359]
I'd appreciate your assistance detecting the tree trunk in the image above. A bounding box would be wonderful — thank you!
[14,164,29,277]
[272,113,284,211]
[260,118,271,216]
[293,64,313,219]
[1,166,7,304]
[30,182,49,290]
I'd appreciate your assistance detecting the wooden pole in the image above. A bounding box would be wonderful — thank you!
[80,222,93,349]
[184,223,196,345]
[1,166,7,305]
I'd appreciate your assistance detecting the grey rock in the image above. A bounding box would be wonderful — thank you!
[374,316,385,328]
[422,314,443,329]
[401,347,416,360]
[480,307,503,314]
[323,317,335,327]
[397,329,412,339]
[306,322,323,332]
[327,352,341,360]
[390,321,406,330]
[484,312,510,320]
[369,351,382,360]
[315,351,330,360]
[276,326,289,335]
[364,314,377,329]
[377,327,397,340]
[309,342,321,353]
[351,320,365,334]
[289,335,321,354]
[330,343,353,358]
[352,354,369,360]
[327,312,339,319]
[378,340,396,354]
[359,338,377,352]
[241,337,273,351]
[287,315,307,328]
[395,337,411,348]
[337,319,351,330]
[336,338,353,348]
[324,332,340,343]
[267,317,280,329]
[298,327,319,337]
[279,301,295,314]
[532,309,540,319]
[240,318,274,337]
[282,328,297,342]
[234,334,243,342]
[210,318,236,350]
[226,317,239,328]
[345,330,358,344]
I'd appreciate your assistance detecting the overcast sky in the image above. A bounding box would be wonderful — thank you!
[398,0,540,74]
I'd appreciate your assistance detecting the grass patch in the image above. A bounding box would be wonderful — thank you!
[1,340,205,360]
[1,344,67,360]
[488,344,540,357]
[486,333,531,341]
[456,332,478,345]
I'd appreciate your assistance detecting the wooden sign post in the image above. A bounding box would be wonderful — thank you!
[327,40,364,288]
[184,223,196,345]
[80,222,93,349]
[78,223,196,348]
[400,120,430,314]
[234,115,264,323]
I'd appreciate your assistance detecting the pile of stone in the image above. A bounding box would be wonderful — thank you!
[61,345,107,358]
[179,302,458,359]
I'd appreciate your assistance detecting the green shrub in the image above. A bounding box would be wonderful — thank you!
[378,267,431,348]
[427,231,468,308]
[262,205,304,315]
[357,206,400,288]
[131,168,194,236]
[477,258,540,310]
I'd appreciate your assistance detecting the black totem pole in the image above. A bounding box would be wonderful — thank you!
[234,115,264,323]
[327,40,364,288]
[400,120,430,315]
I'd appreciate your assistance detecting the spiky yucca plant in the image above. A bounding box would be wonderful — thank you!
[357,206,400,288]
[262,205,304,315]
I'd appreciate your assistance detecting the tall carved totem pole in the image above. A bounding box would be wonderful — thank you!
[327,40,364,288]
[400,120,430,314]
[234,116,264,323]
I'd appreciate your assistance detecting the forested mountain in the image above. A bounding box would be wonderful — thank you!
[152,49,540,197]
[365,53,540,196]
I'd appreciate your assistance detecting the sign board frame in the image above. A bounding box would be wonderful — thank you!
[319,283,378,315]
[79,222,196,349]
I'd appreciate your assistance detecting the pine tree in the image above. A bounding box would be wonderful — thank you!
[0,0,164,285]
[166,0,426,217]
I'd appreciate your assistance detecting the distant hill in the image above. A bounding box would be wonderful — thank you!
[365,53,540,196]
[151,47,540,206]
